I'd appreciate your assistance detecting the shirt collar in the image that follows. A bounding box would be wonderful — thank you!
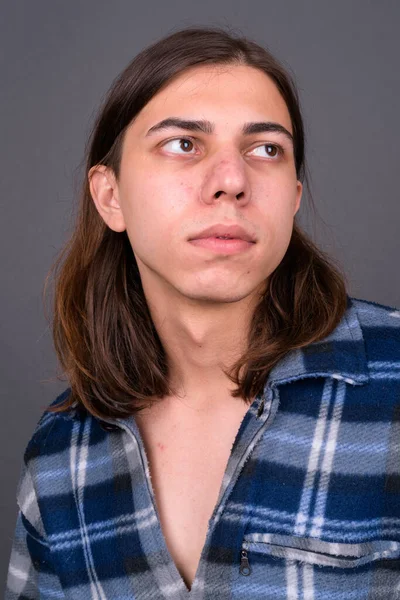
[267,295,370,388]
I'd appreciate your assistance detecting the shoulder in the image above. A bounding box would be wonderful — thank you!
[23,387,93,467]
[349,295,400,328]
[348,295,400,362]
[19,387,116,514]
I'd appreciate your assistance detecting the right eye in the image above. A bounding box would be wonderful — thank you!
[162,137,197,154]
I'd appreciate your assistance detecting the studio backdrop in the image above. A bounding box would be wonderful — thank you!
[1,0,399,588]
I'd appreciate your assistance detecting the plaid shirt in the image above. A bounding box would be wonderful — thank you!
[5,295,400,599]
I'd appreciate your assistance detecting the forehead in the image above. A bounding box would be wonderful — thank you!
[132,63,293,135]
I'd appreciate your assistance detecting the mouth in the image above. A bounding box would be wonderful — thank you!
[188,223,256,244]
[188,236,255,254]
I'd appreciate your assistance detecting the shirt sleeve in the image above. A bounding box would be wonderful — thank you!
[5,464,65,599]
[5,510,40,599]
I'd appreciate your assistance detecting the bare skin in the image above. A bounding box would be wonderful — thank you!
[89,63,302,590]
[134,393,250,590]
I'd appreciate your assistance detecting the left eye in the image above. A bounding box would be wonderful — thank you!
[163,138,196,154]
[249,144,282,158]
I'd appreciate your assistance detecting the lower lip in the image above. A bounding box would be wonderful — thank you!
[189,236,255,254]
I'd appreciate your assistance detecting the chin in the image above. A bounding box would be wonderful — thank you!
[180,285,258,305]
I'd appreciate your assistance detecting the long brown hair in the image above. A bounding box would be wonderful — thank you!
[44,26,348,419]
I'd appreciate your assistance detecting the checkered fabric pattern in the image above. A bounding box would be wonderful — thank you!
[5,295,400,599]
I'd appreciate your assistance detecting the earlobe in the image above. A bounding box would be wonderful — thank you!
[88,165,126,232]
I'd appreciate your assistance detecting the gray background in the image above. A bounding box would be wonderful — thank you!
[2,0,399,585]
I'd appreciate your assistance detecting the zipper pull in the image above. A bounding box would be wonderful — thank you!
[239,549,251,576]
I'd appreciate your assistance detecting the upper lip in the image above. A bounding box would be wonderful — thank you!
[189,224,256,242]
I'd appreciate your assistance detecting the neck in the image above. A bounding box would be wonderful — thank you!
[144,287,262,411]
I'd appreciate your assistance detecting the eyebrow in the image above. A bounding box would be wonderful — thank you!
[145,117,293,144]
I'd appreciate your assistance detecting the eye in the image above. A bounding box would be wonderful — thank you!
[248,143,283,159]
[162,137,197,154]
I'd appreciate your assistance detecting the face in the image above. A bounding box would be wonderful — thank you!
[89,64,302,305]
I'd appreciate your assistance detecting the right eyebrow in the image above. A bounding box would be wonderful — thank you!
[146,118,213,136]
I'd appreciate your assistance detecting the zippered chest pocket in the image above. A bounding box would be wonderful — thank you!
[237,533,400,600]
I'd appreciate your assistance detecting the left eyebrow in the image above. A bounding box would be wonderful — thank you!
[145,117,293,145]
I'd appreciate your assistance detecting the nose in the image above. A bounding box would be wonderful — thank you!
[200,150,251,206]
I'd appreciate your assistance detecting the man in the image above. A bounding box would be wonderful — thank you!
[6,26,400,599]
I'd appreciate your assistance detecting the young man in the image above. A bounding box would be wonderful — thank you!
[6,27,400,599]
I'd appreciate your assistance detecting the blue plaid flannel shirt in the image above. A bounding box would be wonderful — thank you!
[5,295,400,599]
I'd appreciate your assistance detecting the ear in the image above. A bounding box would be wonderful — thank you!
[88,165,126,232]
[294,180,303,216]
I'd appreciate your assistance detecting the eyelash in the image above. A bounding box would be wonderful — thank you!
[161,136,285,159]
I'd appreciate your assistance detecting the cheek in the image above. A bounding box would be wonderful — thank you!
[255,180,298,256]
[257,178,298,225]
[120,174,192,252]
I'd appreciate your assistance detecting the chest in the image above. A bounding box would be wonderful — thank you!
[134,403,249,589]
[34,378,400,599]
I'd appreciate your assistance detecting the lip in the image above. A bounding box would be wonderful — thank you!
[188,223,256,243]
[189,237,254,254]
